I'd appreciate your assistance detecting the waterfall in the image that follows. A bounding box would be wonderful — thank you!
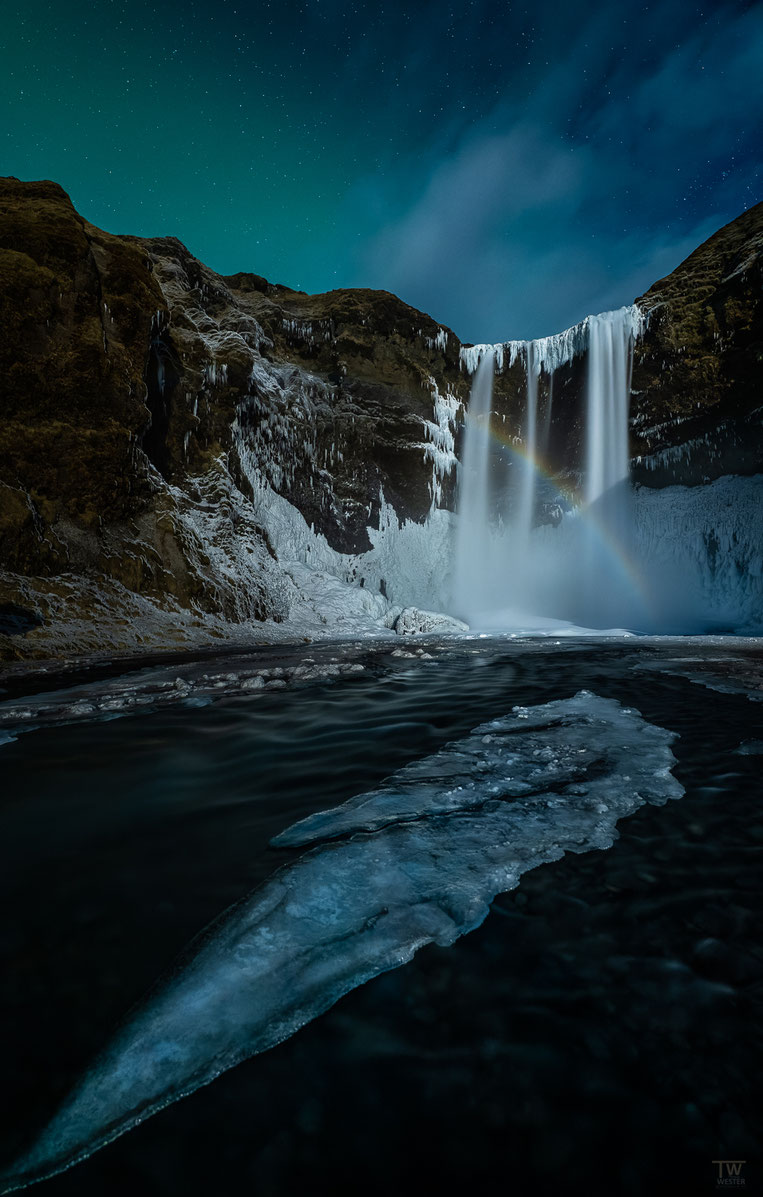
[452,306,644,630]
[585,312,633,504]
[541,372,554,459]
[452,351,495,616]
[578,309,642,626]
[515,341,538,552]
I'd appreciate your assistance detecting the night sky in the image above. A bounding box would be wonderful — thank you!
[2,0,761,341]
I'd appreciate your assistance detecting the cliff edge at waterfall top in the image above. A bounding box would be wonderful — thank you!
[1,179,762,659]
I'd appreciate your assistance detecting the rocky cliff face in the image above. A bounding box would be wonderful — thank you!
[0,183,287,628]
[1,178,761,658]
[0,178,470,657]
[631,204,763,485]
[134,234,468,551]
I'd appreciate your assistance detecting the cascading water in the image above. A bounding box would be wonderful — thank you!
[452,306,645,631]
[586,313,633,504]
[452,351,495,616]
[541,372,554,460]
[515,341,538,554]
[578,311,641,625]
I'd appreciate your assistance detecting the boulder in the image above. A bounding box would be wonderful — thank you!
[393,607,469,636]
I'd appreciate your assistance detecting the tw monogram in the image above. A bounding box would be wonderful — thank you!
[712,1160,746,1186]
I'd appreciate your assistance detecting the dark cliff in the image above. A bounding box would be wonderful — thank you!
[0,178,469,656]
[631,202,763,485]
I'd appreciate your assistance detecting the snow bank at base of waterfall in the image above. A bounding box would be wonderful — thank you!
[176,466,759,644]
[631,475,763,634]
[240,472,458,637]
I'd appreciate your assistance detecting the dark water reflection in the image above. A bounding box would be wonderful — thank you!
[0,637,761,1196]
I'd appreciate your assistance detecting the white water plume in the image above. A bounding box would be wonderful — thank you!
[452,306,646,631]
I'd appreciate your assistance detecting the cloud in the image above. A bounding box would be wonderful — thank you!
[364,123,587,284]
[346,1,763,341]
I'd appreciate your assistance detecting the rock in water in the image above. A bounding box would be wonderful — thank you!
[393,606,469,635]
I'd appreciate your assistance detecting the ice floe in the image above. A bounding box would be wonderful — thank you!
[0,691,682,1193]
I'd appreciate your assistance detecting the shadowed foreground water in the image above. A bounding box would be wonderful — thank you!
[0,637,761,1196]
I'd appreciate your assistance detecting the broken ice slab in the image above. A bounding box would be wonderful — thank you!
[1,691,682,1194]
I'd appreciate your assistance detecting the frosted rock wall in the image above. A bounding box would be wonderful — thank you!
[231,355,459,627]
[142,243,465,634]
[236,447,456,623]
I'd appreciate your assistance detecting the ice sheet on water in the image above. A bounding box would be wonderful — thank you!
[274,691,681,847]
[0,691,682,1194]
[634,646,763,704]
[736,740,763,755]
